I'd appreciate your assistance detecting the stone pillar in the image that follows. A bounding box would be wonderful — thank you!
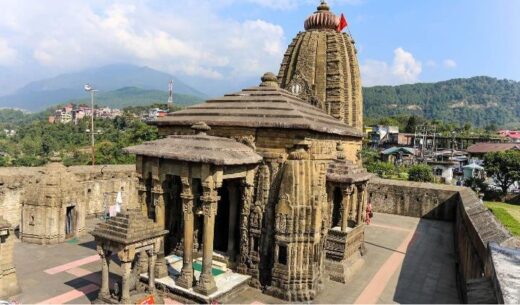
[120,261,132,303]
[147,249,156,292]
[177,177,195,289]
[356,184,366,224]
[195,188,219,295]
[153,183,168,278]
[238,172,255,274]
[341,186,354,231]
[137,182,148,217]
[97,247,111,298]
[356,185,363,225]
[227,182,239,259]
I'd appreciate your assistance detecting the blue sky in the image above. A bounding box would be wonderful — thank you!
[0,0,518,95]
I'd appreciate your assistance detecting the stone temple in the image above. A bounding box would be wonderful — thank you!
[116,1,371,302]
[278,0,363,130]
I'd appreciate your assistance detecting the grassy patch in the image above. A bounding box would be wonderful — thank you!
[485,202,520,236]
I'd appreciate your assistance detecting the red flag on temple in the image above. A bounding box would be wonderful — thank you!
[337,13,348,32]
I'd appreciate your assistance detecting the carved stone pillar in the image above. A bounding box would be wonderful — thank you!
[147,249,156,292]
[238,176,254,271]
[137,182,148,217]
[356,184,366,225]
[153,183,168,278]
[341,186,354,231]
[195,189,219,295]
[97,247,111,298]
[177,177,195,289]
[120,261,132,303]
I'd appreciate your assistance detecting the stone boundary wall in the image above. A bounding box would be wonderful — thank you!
[368,178,520,304]
[0,164,138,228]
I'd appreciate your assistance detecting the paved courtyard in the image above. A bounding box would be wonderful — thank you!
[9,213,460,304]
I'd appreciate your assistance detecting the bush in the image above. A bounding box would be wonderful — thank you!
[366,161,398,178]
[408,164,434,182]
[465,177,488,193]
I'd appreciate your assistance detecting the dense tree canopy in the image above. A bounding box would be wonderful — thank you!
[364,76,520,129]
[484,151,520,196]
[0,108,159,167]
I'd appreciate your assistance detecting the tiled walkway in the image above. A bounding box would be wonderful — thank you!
[11,213,460,304]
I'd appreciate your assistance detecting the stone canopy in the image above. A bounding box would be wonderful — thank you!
[327,159,372,184]
[152,74,363,138]
[91,210,167,245]
[124,123,263,166]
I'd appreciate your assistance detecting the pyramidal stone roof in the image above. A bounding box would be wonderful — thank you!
[124,123,263,166]
[327,159,372,183]
[153,73,363,137]
[91,210,167,245]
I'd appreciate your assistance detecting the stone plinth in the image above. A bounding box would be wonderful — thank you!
[324,225,365,283]
[0,216,21,299]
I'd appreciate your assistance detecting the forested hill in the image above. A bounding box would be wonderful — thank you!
[363,76,520,128]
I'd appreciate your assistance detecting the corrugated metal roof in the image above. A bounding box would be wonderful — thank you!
[467,143,520,154]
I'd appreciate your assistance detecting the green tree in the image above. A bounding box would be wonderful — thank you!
[366,161,398,178]
[484,151,520,198]
[408,164,434,182]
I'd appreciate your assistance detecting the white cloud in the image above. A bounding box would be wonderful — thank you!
[443,59,457,69]
[361,47,422,86]
[0,0,286,80]
[0,38,18,66]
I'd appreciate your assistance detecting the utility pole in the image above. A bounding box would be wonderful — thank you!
[167,80,174,111]
[84,84,99,165]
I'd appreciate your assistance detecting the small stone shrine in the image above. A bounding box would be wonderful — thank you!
[21,158,86,245]
[91,210,168,304]
[0,215,20,299]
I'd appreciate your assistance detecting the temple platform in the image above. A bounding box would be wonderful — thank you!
[140,254,251,304]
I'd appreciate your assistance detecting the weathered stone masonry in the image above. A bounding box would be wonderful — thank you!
[0,163,138,244]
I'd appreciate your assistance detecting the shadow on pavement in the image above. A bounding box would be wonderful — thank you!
[393,218,460,304]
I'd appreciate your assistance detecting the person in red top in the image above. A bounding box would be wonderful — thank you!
[365,201,373,225]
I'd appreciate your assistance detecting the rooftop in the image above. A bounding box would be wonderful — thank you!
[124,123,263,166]
[467,142,520,154]
[152,73,363,138]
[90,209,167,245]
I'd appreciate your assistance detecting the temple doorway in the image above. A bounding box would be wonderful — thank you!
[65,205,76,238]
[214,179,242,261]
[164,176,183,255]
[332,187,343,228]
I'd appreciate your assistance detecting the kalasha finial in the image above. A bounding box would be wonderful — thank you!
[318,0,330,11]
[260,72,279,88]
[304,1,338,31]
[192,122,211,134]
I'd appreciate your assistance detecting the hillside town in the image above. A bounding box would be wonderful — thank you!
[48,103,123,124]
[366,124,520,188]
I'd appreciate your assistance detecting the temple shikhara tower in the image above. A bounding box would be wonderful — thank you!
[93,1,371,302]
[278,0,363,130]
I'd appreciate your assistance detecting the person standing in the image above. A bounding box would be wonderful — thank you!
[365,201,373,225]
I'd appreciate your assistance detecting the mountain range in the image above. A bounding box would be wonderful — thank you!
[1,64,519,129]
[72,87,202,109]
[0,64,206,111]
[363,76,520,129]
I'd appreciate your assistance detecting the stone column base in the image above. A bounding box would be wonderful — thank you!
[195,273,217,295]
[0,269,21,299]
[325,251,365,284]
[154,253,169,278]
[176,269,195,289]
